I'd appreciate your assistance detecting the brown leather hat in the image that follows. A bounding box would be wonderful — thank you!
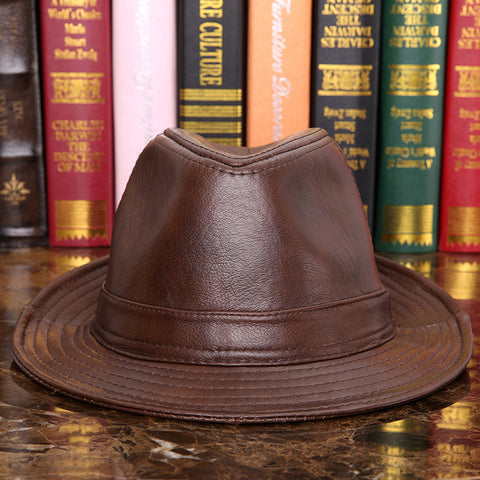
[11,128,472,423]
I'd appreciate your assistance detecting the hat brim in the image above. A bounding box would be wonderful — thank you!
[11,255,472,424]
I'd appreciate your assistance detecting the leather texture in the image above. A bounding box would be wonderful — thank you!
[95,128,394,365]
[10,128,473,423]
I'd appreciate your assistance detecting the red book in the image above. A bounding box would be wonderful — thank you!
[40,0,114,246]
[439,0,480,252]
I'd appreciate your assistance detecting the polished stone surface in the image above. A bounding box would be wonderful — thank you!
[1,247,479,479]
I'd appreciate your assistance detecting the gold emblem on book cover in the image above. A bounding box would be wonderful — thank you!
[447,206,480,247]
[388,64,440,96]
[51,72,105,104]
[55,200,107,242]
[0,174,30,206]
[317,64,372,96]
[382,204,434,246]
[454,66,480,98]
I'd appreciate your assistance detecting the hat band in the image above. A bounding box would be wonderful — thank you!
[92,285,395,366]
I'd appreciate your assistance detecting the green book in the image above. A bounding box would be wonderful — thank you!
[374,0,449,252]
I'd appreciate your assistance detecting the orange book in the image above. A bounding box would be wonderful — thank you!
[246,0,312,146]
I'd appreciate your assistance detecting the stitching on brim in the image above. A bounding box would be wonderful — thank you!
[19,261,456,376]
[20,273,454,400]
[377,259,456,316]
[12,258,467,418]
[20,313,458,409]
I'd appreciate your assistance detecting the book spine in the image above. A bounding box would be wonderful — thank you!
[310,0,381,231]
[177,0,246,146]
[0,0,48,247]
[40,0,114,247]
[112,0,176,207]
[374,0,449,253]
[246,0,312,147]
[439,0,480,252]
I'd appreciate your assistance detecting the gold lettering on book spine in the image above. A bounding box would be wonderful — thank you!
[180,105,242,118]
[179,89,243,144]
[180,88,242,101]
[447,206,480,247]
[317,65,372,96]
[454,66,480,98]
[55,200,107,242]
[51,72,104,104]
[388,64,440,96]
[179,121,242,134]
[382,204,434,246]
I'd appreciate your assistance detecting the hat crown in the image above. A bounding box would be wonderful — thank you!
[94,128,394,365]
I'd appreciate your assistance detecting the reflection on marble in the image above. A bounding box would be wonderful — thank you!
[379,252,436,280]
[0,247,107,323]
[1,248,480,479]
[437,254,480,301]
[1,365,473,480]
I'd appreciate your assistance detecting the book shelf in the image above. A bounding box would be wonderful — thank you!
[1,0,479,253]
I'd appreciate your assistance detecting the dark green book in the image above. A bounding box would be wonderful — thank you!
[311,0,381,231]
[177,0,246,146]
[374,0,449,252]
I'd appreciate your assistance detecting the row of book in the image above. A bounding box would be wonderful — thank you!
[0,0,479,253]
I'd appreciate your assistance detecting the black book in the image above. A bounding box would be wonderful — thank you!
[0,0,47,247]
[177,0,247,146]
[310,0,381,231]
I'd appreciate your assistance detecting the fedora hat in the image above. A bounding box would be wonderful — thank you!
[11,128,472,423]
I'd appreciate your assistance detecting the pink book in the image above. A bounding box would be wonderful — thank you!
[112,0,177,207]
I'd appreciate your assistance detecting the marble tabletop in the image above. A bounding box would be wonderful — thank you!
[1,247,479,479]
